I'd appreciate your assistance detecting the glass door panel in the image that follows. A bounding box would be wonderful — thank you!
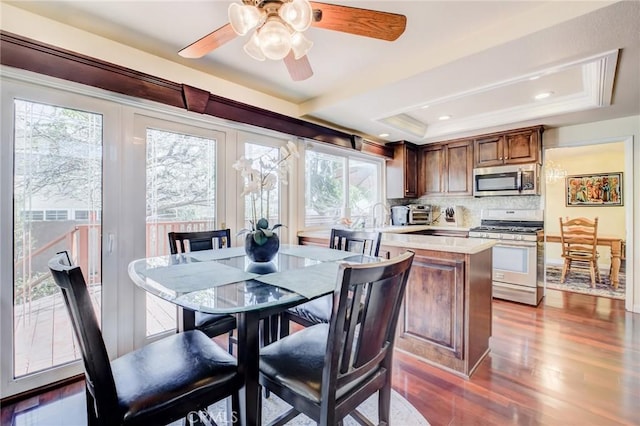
[145,127,218,336]
[243,143,282,229]
[348,159,379,225]
[12,99,103,377]
[304,150,345,227]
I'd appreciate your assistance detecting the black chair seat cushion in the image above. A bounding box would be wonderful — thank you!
[112,330,237,423]
[260,324,371,404]
[195,312,237,335]
[286,296,332,324]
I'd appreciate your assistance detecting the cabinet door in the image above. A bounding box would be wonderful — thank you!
[504,129,540,164]
[445,140,473,195]
[398,253,465,360]
[404,144,418,198]
[474,135,505,167]
[420,145,445,195]
[386,142,418,198]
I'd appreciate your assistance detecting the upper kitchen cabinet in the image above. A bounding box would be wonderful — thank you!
[420,139,473,196]
[387,141,418,198]
[474,126,543,167]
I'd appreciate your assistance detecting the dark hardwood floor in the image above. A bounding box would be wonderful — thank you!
[2,289,639,425]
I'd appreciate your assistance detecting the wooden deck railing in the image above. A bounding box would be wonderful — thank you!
[15,220,214,301]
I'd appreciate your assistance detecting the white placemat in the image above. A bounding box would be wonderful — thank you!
[278,245,357,262]
[143,261,258,292]
[186,247,247,262]
[255,262,340,298]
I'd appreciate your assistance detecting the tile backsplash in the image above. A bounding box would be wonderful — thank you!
[389,195,542,228]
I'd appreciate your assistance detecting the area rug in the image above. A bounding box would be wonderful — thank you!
[545,264,625,299]
[14,388,429,425]
[200,390,429,425]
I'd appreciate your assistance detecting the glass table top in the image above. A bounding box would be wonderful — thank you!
[128,244,379,314]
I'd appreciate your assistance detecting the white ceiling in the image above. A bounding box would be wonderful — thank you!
[7,0,640,145]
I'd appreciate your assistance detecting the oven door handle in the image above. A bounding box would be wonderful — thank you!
[494,241,536,248]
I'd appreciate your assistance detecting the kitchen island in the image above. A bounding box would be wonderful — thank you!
[298,228,495,378]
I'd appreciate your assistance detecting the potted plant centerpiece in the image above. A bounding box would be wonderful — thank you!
[233,141,298,262]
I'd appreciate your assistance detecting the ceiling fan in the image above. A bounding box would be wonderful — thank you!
[179,0,407,81]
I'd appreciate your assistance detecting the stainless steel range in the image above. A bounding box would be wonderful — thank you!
[469,209,544,306]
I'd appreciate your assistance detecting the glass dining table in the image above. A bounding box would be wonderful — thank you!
[128,244,379,425]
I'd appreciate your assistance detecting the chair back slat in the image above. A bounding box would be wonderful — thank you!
[560,217,598,258]
[329,228,382,257]
[48,252,119,420]
[168,229,231,254]
[324,251,414,397]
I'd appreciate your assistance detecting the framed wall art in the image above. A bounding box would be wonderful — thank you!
[566,172,623,206]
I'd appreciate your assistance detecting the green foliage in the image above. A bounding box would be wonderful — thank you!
[306,154,343,215]
[238,218,284,246]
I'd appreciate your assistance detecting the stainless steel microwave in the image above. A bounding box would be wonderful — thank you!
[473,164,540,197]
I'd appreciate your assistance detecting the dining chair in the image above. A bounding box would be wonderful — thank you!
[279,228,382,338]
[48,251,242,425]
[168,229,237,352]
[259,251,415,425]
[559,217,601,287]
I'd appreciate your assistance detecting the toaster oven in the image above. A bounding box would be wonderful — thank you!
[408,204,432,225]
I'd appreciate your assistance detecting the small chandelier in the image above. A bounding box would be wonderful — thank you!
[228,0,314,61]
[544,160,567,183]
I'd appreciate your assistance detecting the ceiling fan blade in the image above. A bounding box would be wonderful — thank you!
[179,23,237,59]
[284,52,314,81]
[309,2,406,41]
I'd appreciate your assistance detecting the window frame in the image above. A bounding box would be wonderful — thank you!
[301,142,385,230]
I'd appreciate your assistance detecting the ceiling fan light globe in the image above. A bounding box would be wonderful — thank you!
[258,20,292,60]
[228,3,261,35]
[279,0,313,32]
[291,32,313,59]
[243,32,266,61]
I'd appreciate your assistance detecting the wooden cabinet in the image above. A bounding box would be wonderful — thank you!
[387,245,492,378]
[474,126,543,167]
[420,139,473,196]
[386,142,418,198]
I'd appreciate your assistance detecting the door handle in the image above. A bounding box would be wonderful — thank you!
[108,233,115,254]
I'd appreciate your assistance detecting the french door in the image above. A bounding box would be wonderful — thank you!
[0,77,120,398]
[0,72,294,397]
[237,131,292,244]
[130,114,227,342]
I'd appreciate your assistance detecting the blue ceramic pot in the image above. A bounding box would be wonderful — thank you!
[245,232,279,262]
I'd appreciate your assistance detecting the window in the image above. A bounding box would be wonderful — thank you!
[21,210,44,221]
[145,126,219,336]
[243,143,282,229]
[11,99,102,380]
[304,147,383,228]
[44,209,69,221]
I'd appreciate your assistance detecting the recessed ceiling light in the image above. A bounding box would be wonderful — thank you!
[379,133,390,138]
[438,115,451,121]
[534,91,553,100]
[421,105,430,109]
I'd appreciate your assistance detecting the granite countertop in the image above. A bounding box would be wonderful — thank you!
[379,233,495,254]
[297,226,494,255]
